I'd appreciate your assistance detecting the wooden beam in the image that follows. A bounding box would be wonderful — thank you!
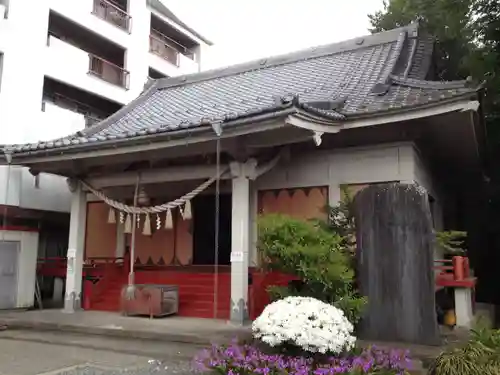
[86,164,232,189]
[16,119,287,165]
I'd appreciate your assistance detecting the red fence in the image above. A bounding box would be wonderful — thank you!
[37,255,476,319]
[434,256,476,288]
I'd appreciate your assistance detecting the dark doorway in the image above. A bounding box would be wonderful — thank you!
[192,194,231,265]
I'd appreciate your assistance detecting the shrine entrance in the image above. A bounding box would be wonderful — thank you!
[192,194,232,266]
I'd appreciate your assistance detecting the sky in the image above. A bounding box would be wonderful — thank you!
[163,0,386,70]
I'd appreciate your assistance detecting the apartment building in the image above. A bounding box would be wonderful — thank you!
[0,0,210,308]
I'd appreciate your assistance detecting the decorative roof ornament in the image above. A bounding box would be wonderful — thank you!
[313,131,324,147]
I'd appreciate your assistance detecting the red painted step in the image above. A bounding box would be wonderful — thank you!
[87,271,239,319]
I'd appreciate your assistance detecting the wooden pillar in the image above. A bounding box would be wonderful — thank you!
[63,179,87,313]
[229,159,257,325]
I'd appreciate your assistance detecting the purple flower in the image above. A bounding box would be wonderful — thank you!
[193,340,412,374]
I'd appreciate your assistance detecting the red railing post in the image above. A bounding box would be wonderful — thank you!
[463,257,470,278]
[124,252,130,276]
[83,279,92,310]
[453,256,465,281]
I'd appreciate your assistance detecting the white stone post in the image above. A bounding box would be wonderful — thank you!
[229,159,257,325]
[52,277,64,305]
[63,179,87,313]
[455,288,474,328]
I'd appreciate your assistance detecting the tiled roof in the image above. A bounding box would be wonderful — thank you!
[7,22,479,155]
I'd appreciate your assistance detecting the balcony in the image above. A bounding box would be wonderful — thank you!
[148,29,199,76]
[92,0,131,33]
[43,91,106,126]
[47,0,129,48]
[45,36,131,104]
[88,54,130,89]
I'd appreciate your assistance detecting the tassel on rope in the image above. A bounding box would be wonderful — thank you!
[124,214,132,234]
[107,207,116,224]
[142,214,152,236]
[183,200,192,220]
[156,214,161,230]
[165,208,173,230]
[119,211,125,224]
[136,214,141,229]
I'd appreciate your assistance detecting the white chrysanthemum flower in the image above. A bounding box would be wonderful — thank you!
[252,296,356,354]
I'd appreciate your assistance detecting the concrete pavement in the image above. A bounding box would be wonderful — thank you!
[0,336,192,375]
[0,329,203,375]
[0,310,251,345]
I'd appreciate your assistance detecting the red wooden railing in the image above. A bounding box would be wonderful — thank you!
[38,256,126,308]
[37,255,477,318]
[83,257,124,309]
[434,256,476,288]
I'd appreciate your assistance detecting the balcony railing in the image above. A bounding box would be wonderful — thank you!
[149,34,179,66]
[92,0,131,32]
[88,54,130,89]
[149,29,196,66]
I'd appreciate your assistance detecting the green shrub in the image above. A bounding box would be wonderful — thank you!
[321,186,357,256]
[257,213,366,323]
[428,326,500,375]
[435,231,467,256]
[471,324,500,349]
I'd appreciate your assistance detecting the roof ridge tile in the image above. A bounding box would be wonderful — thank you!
[157,23,420,90]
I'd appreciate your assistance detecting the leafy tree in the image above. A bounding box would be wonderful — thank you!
[469,0,500,149]
[369,0,500,303]
[369,0,500,148]
[369,0,475,80]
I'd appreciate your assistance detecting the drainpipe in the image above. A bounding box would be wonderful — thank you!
[1,150,12,241]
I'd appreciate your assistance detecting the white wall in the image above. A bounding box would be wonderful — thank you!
[0,166,71,213]
[37,101,87,143]
[257,142,416,205]
[0,230,39,308]
[0,0,207,212]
